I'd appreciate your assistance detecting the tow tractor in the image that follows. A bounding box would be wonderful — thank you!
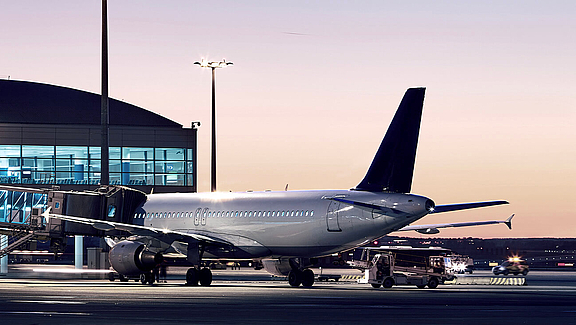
[351,251,448,289]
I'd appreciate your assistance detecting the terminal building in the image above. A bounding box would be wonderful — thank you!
[0,79,198,225]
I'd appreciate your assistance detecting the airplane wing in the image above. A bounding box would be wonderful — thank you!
[396,214,514,234]
[42,208,231,246]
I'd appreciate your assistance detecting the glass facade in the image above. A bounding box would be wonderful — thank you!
[0,191,46,224]
[0,145,194,186]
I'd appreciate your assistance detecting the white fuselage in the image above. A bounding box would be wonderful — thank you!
[132,190,433,259]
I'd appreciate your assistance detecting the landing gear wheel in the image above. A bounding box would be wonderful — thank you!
[108,273,115,282]
[143,272,154,284]
[186,268,199,286]
[383,277,394,288]
[371,283,381,288]
[199,268,213,286]
[119,274,129,282]
[288,270,302,287]
[141,272,154,285]
[427,277,439,289]
[301,269,315,287]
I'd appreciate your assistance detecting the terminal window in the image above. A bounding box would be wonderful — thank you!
[0,145,194,187]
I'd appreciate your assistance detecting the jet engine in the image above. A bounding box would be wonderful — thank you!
[109,240,163,275]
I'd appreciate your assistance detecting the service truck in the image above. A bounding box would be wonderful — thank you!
[350,247,451,289]
[355,253,445,288]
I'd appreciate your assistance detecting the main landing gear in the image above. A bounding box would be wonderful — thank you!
[185,267,213,286]
[184,243,212,286]
[288,268,315,287]
[140,271,155,285]
[287,258,316,287]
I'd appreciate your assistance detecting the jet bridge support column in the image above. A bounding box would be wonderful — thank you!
[75,235,83,270]
[1,235,7,274]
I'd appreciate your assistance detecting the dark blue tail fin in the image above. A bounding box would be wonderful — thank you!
[355,87,426,193]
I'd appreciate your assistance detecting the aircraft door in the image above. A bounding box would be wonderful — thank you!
[326,200,342,232]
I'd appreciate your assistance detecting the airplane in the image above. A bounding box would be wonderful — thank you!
[36,87,513,287]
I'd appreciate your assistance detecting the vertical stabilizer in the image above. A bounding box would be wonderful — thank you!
[355,88,426,193]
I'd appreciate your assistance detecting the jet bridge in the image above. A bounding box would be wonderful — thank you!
[46,185,147,238]
[0,185,147,260]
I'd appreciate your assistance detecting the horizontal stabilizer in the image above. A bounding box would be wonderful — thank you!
[431,200,509,214]
[397,214,515,234]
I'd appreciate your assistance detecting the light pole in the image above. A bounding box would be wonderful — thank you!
[194,59,233,192]
[101,0,109,186]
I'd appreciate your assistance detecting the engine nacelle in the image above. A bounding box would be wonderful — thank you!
[109,240,163,275]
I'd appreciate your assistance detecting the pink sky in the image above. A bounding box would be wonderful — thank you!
[1,1,575,238]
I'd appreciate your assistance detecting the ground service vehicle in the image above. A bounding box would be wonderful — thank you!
[445,254,474,275]
[356,253,444,289]
[492,258,529,276]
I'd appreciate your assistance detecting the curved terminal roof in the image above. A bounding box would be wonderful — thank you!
[0,80,181,127]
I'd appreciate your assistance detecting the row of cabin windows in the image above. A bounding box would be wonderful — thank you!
[134,210,315,219]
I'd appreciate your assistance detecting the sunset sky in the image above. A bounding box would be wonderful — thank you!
[1,1,574,238]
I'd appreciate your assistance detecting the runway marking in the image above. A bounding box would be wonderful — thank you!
[0,311,91,316]
[9,300,87,305]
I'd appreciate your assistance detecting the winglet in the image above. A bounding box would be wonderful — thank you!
[355,87,426,193]
[505,214,514,230]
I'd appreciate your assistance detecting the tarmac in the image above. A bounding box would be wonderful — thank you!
[1,266,576,324]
